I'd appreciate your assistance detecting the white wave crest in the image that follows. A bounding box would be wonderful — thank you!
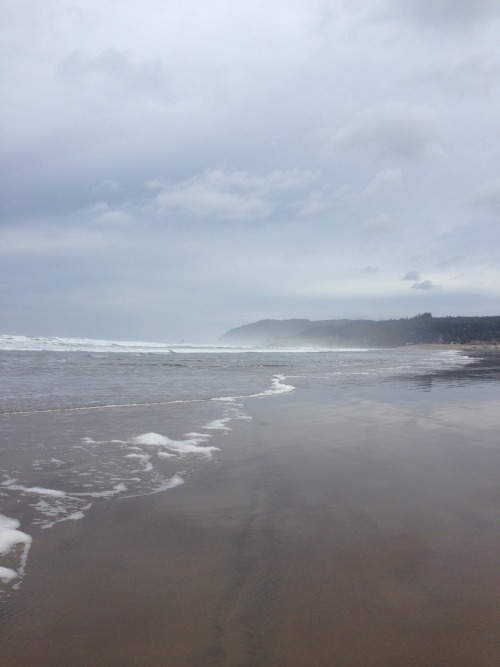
[131,431,219,457]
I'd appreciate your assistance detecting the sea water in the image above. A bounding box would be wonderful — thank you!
[0,335,479,593]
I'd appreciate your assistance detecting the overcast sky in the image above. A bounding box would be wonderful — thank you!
[2,0,500,342]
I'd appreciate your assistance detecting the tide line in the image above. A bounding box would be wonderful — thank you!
[0,375,295,416]
[0,398,207,416]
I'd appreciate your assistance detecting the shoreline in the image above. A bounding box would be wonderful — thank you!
[405,342,500,350]
[2,357,500,665]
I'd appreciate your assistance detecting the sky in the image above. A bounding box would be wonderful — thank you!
[2,0,500,343]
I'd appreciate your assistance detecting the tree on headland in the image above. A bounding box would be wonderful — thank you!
[219,314,500,347]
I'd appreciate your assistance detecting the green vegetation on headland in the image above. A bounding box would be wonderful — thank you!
[219,314,500,348]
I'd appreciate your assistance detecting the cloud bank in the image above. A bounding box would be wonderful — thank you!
[2,0,500,341]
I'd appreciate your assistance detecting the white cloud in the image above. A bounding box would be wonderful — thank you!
[149,169,316,221]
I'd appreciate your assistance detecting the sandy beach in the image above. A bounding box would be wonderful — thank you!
[1,352,500,666]
[408,343,500,351]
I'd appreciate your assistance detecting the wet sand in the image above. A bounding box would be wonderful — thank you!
[2,363,500,666]
[409,343,500,351]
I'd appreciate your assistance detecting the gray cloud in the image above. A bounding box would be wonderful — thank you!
[472,178,500,215]
[332,104,441,160]
[57,49,168,97]
[408,58,500,98]
[1,0,500,341]
[362,169,403,198]
[412,280,438,291]
[402,271,421,282]
[382,0,500,27]
[363,215,397,235]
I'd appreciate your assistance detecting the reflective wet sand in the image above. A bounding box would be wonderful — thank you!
[1,354,500,666]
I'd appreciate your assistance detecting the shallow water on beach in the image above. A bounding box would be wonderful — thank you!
[1,339,500,665]
[0,339,491,594]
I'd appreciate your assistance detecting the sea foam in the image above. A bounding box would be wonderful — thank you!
[0,345,477,597]
[0,514,32,590]
[131,432,219,457]
[0,333,340,355]
[252,374,295,396]
[0,566,18,583]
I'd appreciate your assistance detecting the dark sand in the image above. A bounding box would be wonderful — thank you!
[1,367,500,666]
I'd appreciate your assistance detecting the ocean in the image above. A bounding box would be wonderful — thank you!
[0,334,483,594]
[2,335,500,665]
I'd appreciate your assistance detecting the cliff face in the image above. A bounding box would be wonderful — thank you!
[219,314,500,347]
